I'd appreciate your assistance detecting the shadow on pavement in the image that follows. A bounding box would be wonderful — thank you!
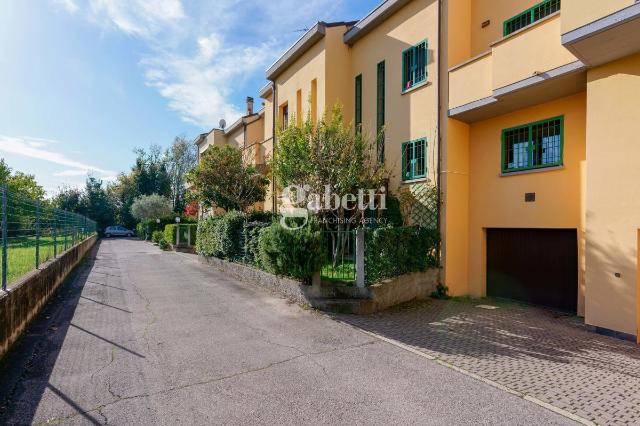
[0,241,106,425]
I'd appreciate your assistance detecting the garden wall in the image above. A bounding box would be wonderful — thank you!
[0,235,97,358]
[199,254,440,315]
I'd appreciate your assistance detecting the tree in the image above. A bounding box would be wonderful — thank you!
[165,136,197,212]
[271,104,386,224]
[0,159,45,200]
[187,145,269,212]
[52,185,84,212]
[81,177,115,232]
[130,194,173,221]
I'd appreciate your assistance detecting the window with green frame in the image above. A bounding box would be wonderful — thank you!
[503,0,561,36]
[402,40,427,92]
[501,116,563,173]
[376,61,385,163]
[401,138,427,181]
[354,74,362,131]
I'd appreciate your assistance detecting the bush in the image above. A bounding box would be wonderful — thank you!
[258,223,325,280]
[196,211,246,260]
[137,217,196,240]
[243,221,270,266]
[382,195,404,227]
[364,226,439,284]
[164,224,198,245]
[158,238,170,250]
[151,230,165,244]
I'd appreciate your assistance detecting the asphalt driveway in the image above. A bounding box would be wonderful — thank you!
[0,238,574,425]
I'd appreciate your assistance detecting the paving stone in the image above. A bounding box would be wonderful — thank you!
[336,298,640,425]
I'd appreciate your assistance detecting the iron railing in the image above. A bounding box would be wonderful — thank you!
[321,229,357,283]
[0,186,97,290]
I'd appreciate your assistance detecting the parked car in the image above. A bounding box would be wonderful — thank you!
[104,226,134,238]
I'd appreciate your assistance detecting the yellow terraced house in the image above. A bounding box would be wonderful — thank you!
[196,0,640,341]
[443,0,640,342]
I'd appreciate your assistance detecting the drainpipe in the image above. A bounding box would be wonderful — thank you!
[270,80,278,213]
[437,0,443,266]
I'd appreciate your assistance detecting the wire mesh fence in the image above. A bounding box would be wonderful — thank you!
[0,186,97,290]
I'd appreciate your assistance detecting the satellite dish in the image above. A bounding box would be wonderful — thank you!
[219,119,226,129]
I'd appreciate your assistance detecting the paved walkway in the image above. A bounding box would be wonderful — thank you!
[0,239,571,425]
[337,298,640,425]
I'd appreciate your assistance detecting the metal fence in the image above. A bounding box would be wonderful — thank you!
[0,186,97,290]
[321,229,357,283]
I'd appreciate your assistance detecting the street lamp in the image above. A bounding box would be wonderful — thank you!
[175,217,181,246]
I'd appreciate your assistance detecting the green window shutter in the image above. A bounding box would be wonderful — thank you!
[401,142,410,181]
[401,40,428,92]
[501,116,564,173]
[355,74,362,131]
[503,0,561,36]
[402,48,412,91]
[401,138,427,181]
[376,61,385,164]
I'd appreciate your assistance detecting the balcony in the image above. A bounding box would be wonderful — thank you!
[449,13,586,123]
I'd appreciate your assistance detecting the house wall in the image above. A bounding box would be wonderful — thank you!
[585,53,640,336]
[561,0,635,34]
[463,93,587,313]
[324,25,354,123]
[275,37,327,127]
[349,0,439,192]
[469,0,543,57]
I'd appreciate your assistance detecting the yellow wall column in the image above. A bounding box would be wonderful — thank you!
[585,53,640,337]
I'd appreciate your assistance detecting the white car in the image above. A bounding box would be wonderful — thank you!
[104,226,134,238]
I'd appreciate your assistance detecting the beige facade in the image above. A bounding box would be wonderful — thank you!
[444,0,640,340]
[192,0,640,340]
[195,97,272,213]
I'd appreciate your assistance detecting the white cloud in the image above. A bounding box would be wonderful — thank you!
[56,0,349,128]
[143,34,276,126]
[53,0,80,14]
[87,0,186,38]
[0,135,115,178]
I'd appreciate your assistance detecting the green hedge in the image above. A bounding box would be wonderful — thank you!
[137,216,196,240]
[151,230,165,244]
[164,224,198,246]
[258,223,325,280]
[364,226,439,284]
[196,211,246,260]
[243,221,270,266]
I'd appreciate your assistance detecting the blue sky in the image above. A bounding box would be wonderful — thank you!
[0,0,380,195]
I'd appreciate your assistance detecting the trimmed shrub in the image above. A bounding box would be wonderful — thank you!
[258,223,324,280]
[364,226,439,284]
[196,216,223,257]
[137,216,196,240]
[151,230,165,244]
[196,211,246,260]
[158,238,170,250]
[243,221,270,266]
[164,224,198,246]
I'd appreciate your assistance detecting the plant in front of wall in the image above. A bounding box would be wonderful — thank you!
[430,283,450,300]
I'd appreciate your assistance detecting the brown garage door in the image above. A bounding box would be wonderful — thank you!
[486,229,578,313]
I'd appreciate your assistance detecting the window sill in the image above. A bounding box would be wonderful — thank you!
[400,177,430,185]
[500,165,564,177]
[401,80,430,95]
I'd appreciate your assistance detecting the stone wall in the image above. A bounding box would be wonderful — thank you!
[0,235,97,358]
[199,255,440,314]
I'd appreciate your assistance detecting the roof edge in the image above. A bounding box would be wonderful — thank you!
[343,0,412,45]
[266,22,326,80]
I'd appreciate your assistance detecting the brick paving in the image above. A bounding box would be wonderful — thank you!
[335,298,640,425]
